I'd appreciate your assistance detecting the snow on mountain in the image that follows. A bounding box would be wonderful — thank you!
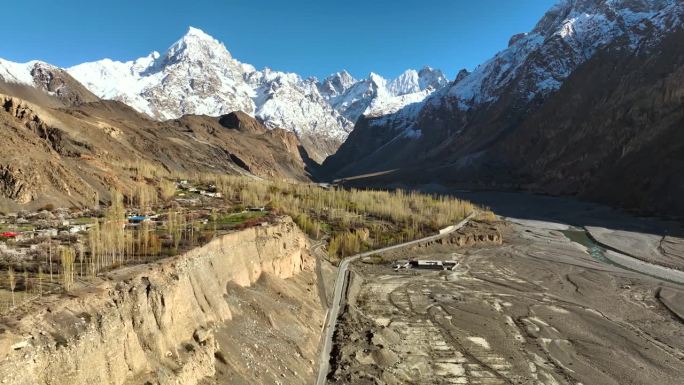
[317,70,357,99]
[68,27,255,120]
[387,67,448,95]
[65,27,359,150]
[350,0,684,144]
[429,0,684,110]
[0,58,45,86]
[366,89,432,118]
[321,67,449,123]
[246,68,352,142]
[3,26,449,155]
[0,59,99,105]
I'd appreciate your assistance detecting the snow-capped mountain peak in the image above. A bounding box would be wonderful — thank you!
[163,26,232,65]
[317,70,357,98]
[423,0,683,112]
[68,27,256,120]
[65,27,358,160]
[387,67,449,95]
[0,58,46,86]
[321,67,450,123]
[417,66,449,90]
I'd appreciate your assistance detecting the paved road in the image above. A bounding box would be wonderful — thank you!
[315,213,476,385]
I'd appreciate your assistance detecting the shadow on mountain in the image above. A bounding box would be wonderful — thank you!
[298,145,322,182]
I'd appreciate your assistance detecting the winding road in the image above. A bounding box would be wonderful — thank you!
[315,213,476,385]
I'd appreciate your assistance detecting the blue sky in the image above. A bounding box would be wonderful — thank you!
[1,0,557,79]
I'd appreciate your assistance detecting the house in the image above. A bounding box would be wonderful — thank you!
[200,191,223,198]
[128,216,149,224]
[394,260,459,271]
[68,224,92,234]
[413,260,458,270]
[33,229,58,238]
[1,231,20,239]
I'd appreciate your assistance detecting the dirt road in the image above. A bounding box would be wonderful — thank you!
[316,214,476,385]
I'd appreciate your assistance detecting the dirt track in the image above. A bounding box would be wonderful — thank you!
[328,220,684,385]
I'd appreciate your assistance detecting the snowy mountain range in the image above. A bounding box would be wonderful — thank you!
[426,0,684,112]
[323,0,684,214]
[331,0,684,142]
[317,67,448,122]
[0,27,450,161]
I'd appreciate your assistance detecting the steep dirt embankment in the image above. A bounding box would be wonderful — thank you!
[0,217,317,385]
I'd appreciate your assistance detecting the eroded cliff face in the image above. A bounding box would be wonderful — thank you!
[0,217,319,385]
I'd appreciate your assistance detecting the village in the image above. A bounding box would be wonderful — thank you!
[0,179,272,314]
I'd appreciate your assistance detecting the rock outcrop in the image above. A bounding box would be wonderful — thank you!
[0,217,317,385]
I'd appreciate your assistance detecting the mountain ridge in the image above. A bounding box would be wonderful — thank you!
[322,0,684,217]
[0,27,451,162]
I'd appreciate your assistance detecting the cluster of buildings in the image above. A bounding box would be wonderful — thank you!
[393,259,459,271]
[177,180,223,199]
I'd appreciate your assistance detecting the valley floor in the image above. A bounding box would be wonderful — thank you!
[327,219,684,385]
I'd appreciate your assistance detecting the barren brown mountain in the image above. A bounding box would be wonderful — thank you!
[0,75,315,210]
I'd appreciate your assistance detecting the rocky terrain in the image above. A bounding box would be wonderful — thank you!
[0,85,313,210]
[328,218,684,385]
[1,27,452,162]
[0,217,324,385]
[323,0,684,217]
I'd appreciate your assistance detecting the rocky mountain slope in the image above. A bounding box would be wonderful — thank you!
[0,59,99,107]
[318,67,449,123]
[0,218,324,385]
[323,0,684,217]
[0,81,314,209]
[1,28,449,162]
[58,27,448,162]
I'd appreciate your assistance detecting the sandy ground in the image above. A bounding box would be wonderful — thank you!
[328,220,684,385]
[200,271,325,385]
[586,226,684,271]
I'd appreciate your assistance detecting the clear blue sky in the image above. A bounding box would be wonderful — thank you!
[1,0,557,79]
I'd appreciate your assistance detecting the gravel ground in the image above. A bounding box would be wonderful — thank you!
[328,220,684,385]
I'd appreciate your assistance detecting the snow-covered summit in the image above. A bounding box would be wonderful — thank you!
[319,67,450,123]
[429,0,684,110]
[162,26,232,66]
[245,68,353,144]
[317,70,357,99]
[348,0,684,145]
[0,58,46,86]
[68,26,255,119]
[387,67,448,95]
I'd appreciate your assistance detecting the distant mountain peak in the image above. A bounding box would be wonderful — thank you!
[368,72,387,84]
[317,70,358,99]
[185,26,213,38]
[163,26,232,64]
